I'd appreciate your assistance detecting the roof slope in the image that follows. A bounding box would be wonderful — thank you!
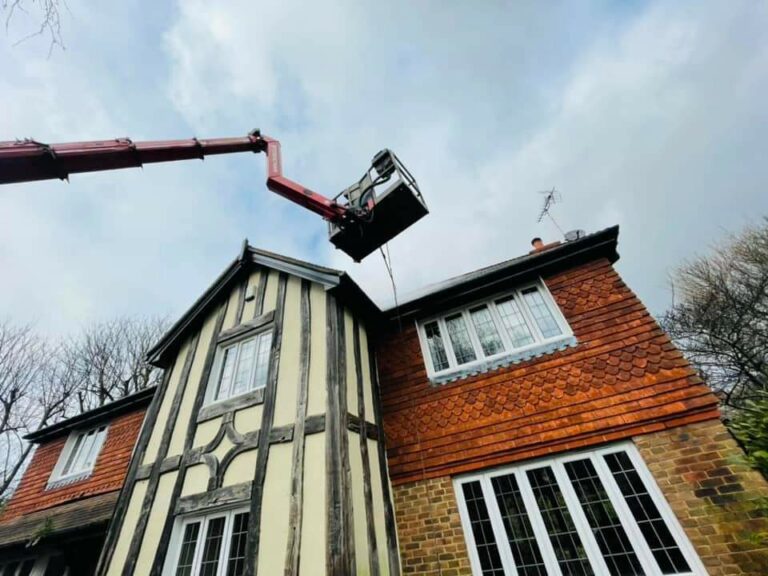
[26,386,155,443]
[0,491,118,548]
[387,225,619,319]
[146,241,378,368]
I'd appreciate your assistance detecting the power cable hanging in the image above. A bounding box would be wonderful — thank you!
[379,243,402,333]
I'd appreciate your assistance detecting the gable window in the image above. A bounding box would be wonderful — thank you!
[417,281,572,381]
[165,508,249,576]
[454,443,705,576]
[207,330,272,405]
[48,425,108,487]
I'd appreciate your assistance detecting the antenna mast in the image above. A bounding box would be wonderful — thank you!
[536,187,565,237]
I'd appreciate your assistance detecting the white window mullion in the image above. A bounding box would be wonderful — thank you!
[516,468,564,576]
[592,452,660,576]
[439,318,458,369]
[216,511,234,576]
[551,460,613,576]
[453,479,489,576]
[487,302,514,353]
[479,476,519,575]
[463,310,485,360]
[515,288,546,343]
[190,517,209,576]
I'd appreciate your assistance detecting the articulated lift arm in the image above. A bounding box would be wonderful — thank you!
[0,130,428,260]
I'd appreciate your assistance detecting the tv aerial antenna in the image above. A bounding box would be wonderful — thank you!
[537,187,565,237]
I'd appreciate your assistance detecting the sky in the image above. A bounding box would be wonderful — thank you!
[1,0,767,336]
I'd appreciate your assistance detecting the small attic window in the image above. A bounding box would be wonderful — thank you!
[417,279,574,382]
[48,425,108,488]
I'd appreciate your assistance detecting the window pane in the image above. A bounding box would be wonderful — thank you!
[199,517,226,576]
[462,481,505,576]
[175,521,201,576]
[215,346,237,401]
[522,288,562,339]
[83,426,107,470]
[61,433,84,475]
[445,314,477,365]
[424,321,450,372]
[491,474,547,576]
[232,338,257,396]
[226,512,250,576]
[565,459,644,576]
[527,466,594,576]
[604,452,691,575]
[252,331,272,389]
[495,297,535,348]
[470,306,505,357]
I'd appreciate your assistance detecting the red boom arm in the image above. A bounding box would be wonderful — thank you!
[0,131,347,221]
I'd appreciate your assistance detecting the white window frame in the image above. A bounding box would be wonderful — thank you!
[453,442,707,576]
[163,506,249,576]
[203,327,273,407]
[416,279,573,381]
[47,425,109,487]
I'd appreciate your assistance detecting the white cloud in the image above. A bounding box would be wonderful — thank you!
[1,0,767,336]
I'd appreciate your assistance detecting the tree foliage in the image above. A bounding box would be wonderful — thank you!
[729,392,768,477]
[662,219,768,408]
[0,316,168,500]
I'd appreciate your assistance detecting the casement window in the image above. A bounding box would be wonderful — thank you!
[454,443,705,576]
[47,425,108,487]
[205,330,272,405]
[165,508,250,576]
[418,281,572,380]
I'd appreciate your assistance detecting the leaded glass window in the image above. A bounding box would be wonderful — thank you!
[418,281,570,378]
[168,509,251,576]
[209,331,272,404]
[455,445,701,576]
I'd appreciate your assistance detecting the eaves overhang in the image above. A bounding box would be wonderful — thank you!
[384,225,620,323]
[145,241,380,368]
[25,386,156,443]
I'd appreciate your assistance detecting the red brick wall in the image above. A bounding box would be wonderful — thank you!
[1,408,146,520]
[392,476,472,575]
[377,257,720,484]
[636,420,768,576]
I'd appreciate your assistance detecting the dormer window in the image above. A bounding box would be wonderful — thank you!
[417,281,573,382]
[48,425,108,488]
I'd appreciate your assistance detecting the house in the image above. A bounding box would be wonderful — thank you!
[96,226,768,576]
[0,387,154,575]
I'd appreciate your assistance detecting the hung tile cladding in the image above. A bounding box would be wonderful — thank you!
[376,226,719,485]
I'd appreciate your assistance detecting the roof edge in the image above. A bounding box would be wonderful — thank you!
[385,225,620,320]
[25,386,156,443]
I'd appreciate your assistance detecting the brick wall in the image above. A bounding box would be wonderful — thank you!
[635,419,768,575]
[1,408,146,520]
[392,476,472,576]
[378,258,719,485]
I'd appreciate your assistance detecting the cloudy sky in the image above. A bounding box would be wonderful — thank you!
[1,0,767,335]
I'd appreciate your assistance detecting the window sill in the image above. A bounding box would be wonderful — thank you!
[197,387,265,423]
[429,335,577,385]
[46,470,93,490]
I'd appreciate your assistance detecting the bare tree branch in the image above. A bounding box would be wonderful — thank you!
[2,0,65,55]
[662,217,768,410]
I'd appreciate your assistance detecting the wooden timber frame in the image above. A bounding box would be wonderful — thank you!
[97,245,402,576]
